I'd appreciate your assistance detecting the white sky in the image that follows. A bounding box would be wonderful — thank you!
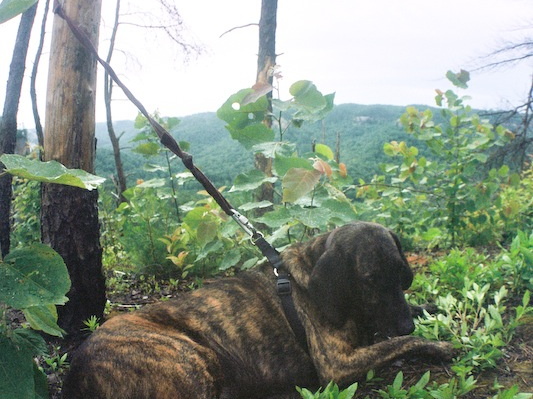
[1,0,532,130]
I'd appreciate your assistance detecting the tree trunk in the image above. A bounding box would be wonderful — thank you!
[105,0,127,204]
[0,3,38,258]
[254,0,277,208]
[41,0,105,335]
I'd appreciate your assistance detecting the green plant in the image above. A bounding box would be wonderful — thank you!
[0,153,104,399]
[357,70,517,249]
[0,244,71,399]
[131,111,186,222]
[115,185,179,274]
[296,381,358,399]
[82,315,101,332]
[218,79,357,246]
[11,177,41,248]
[491,385,533,399]
[160,194,261,278]
[42,347,69,373]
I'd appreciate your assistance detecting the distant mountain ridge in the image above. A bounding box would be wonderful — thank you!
[94,103,412,184]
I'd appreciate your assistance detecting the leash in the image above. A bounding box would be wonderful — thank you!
[52,2,308,353]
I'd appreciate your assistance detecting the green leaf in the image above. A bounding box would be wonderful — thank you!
[238,201,273,211]
[230,169,277,192]
[497,164,510,177]
[446,69,470,89]
[392,371,404,390]
[421,228,443,242]
[33,363,49,399]
[134,112,147,129]
[256,207,292,228]
[253,141,296,158]
[0,244,71,309]
[321,199,357,224]
[282,168,322,203]
[383,142,397,156]
[228,123,275,150]
[217,88,269,130]
[0,0,37,24]
[165,116,180,130]
[338,382,358,399]
[314,143,334,160]
[0,336,35,398]
[274,155,313,177]
[219,249,241,271]
[290,206,332,229]
[132,142,161,156]
[195,240,224,262]
[0,154,105,190]
[23,305,65,337]
[196,220,218,247]
[289,80,327,109]
[11,328,47,356]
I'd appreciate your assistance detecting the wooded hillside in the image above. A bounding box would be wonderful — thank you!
[92,104,417,187]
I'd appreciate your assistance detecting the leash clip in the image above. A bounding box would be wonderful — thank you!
[231,209,258,238]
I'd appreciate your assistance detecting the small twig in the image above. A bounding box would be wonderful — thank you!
[219,23,258,38]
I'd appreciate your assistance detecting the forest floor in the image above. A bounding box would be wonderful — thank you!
[39,267,533,399]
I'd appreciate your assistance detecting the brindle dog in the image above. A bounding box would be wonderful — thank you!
[63,222,452,399]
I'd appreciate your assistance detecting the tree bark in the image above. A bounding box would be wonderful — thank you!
[254,0,277,208]
[0,4,38,258]
[41,0,105,335]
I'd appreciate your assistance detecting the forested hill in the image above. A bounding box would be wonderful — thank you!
[94,103,417,186]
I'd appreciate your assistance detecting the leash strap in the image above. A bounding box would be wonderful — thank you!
[53,2,308,353]
[276,274,309,353]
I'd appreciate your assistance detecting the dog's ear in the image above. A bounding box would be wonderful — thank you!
[308,245,354,328]
[388,229,413,290]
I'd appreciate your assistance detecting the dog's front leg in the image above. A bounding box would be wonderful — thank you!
[312,335,453,388]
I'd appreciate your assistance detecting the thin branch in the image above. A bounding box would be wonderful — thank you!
[219,23,258,38]
[30,0,50,152]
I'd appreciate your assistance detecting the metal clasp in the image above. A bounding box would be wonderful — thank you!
[231,209,257,238]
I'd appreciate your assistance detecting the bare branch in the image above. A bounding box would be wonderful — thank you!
[219,23,258,38]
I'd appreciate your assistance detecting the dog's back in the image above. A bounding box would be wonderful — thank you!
[63,270,316,399]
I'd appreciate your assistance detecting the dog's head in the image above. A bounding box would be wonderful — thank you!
[304,222,415,344]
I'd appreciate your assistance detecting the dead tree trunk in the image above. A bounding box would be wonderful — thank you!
[254,0,277,208]
[41,0,106,335]
[0,3,38,258]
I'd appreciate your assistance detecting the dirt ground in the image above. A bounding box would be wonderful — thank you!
[36,273,532,399]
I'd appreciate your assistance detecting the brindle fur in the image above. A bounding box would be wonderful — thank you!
[63,222,452,399]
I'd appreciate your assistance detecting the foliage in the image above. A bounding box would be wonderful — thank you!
[217,79,358,246]
[159,194,261,278]
[0,244,70,399]
[357,71,519,248]
[408,236,532,394]
[0,153,105,190]
[0,0,37,24]
[82,315,100,332]
[10,177,40,248]
[0,153,104,398]
[297,381,358,399]
[498,163,533,237]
